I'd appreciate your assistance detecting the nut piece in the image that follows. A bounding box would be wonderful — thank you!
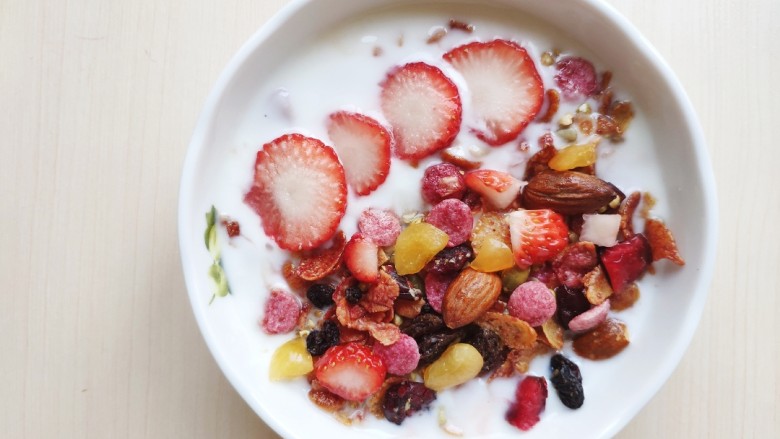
[442,268,501,328]
[522,171,620,215]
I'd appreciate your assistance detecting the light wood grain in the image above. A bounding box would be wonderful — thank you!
[1,0,777,437]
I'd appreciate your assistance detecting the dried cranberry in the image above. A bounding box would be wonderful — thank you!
[345,286,363,304]
[306,321,340,356]
[549,354,584,409]
[306,283,335,308]
[382,381,437,425]
[424,244,473,274]
[464,327,507,375]
[555,285,591,330]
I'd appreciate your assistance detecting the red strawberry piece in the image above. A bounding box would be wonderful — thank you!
[315,342,387,401]
[506,375,548,431]
[380,62,462,160]
[357,208,401,247]
[424,271,456,313]
[244,134,347,251]
[600,233,652,293]
[507,209,569,269]
[444,39,543,146]
[372,333,420,375]
[343,234,379,283]
[260,289,301,334]
[425,199,474,247]
[464,169,522,209]
[421,163,466,204]
[327,111,392,196]
[554,56,598,99]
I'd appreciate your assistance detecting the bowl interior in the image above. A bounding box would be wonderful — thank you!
[179,0,717,437]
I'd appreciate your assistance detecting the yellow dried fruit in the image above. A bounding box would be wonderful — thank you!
[394,222,449,275]
[470,238,515,272]
[423,343,484,391]
[548,142,598,171]
[269,337,313,380]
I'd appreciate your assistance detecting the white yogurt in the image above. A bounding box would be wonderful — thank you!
[206,4,667,437]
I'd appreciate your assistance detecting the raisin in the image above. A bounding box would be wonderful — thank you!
[382,381,437,425]
[306,321,340,356]
[555,285,591,330]
[400,313,445,339]
[385,265,422,300]
[464,327,507,375]
[424,244,473,274]
[306,284,335,309]
[549,354,584,409]
[345,286,363,304]
[417,329,464,366]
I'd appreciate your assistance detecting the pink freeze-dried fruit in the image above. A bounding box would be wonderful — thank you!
[426,199,474,247]
[260,289,301,334]
[568,299,610,332]
[506,375,548,431]
[421,163,466,204]
[554,56,598,99]
[373,333,421,375]
[507,281,557,327]
[357,208,402,247]
[552,241,599,289]
[424,271,456,313]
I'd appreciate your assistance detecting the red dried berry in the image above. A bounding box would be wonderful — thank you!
[600,233,652,293]
[222,219,240,237]
[426,199,474,247]
[382,381,437,425]
[552,242,599,289]
[260,289,301,334]
[554,56,598,99]
[357,208,402,247]
[421,163,466,204]
[506,376,548,431]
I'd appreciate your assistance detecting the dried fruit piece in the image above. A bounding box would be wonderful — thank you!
[426,199,474,247]
[358,209,402,247]
[244,134,347,251]
[306,283,335,308]
[327,111,391,195]
[417,330,465,367]
[308,387,345,412]
[538,89,560,123]
[381,62,462,160]
[608,100,634,133]
[425,244,473,274]
[548,142,597,171]
[552,241,599,289]
[442,268,502,328]
[261,289,302,334]
[568,299,610,332]
[506,376,548,431]
[424,271,456,313]
[423,343,484,391]
[644,218,685,265]
[382,381,437,425]
[572,318,630,360]
[464,327,507,375]
[400,313,446,339]
[507,209,569,269]
[522,171,620,215]
[373,333,421,376]
[306,320,341,356]
[470,238,515,272]
[580,214,621,247]
[471,211,511,250]
[269,337,313,380]
[296,231,347,281]
[421,163,467,204]
[554,56,598,98]
[555,285,591,330]
[549,354,584,409]
[315,342,387,401]
[524,134,557,180]
[583,265,613,305]
[507,280,557,327]
[600,233,652,293]
[394,222,449,275]
[476,312,537,349]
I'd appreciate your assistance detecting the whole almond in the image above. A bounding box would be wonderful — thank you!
[522,170,620,214]
[442,268,501,329]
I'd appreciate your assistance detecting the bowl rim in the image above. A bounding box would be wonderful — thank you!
[178,0,718,437]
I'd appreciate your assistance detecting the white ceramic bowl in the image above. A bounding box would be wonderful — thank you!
[179,0,717,437]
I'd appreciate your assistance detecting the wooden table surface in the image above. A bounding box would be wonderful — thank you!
[2,0,778,437]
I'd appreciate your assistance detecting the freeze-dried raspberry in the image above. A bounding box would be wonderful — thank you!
[555,285,591,330]
[424,244,473,274]
[552,242,599,289]
[260,289,301,334]
[549,354,584,409]
[426,199,474,247]
[568,299,610,332]
[382,381,437,425]
[357,208,402,247]
[373,333,421,375]
[506,375,548,431]
[507,281,556,327]
[554,56,598,98]
[424,271,456,313]
[421,163,466,204]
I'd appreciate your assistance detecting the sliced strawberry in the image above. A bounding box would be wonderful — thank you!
[315,342,387,401]
[343,234,379,283]
[600,233,652,293]
[244,134,347,251]
[444,39,543,146]
[326,111,391,196]
[507,209,569,269]
[380,62,462,160]
[464,169,522,209]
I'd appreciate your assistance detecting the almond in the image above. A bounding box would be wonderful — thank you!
[522,170,621,215]
[442,268,501,328]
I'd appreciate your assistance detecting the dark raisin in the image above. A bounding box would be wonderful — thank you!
[385,266,422,300]
[400,313,445,339]
[345,286,363,304]
[306,320,340,356]
[306,284,335,309]
[464,327,507,375]
[555,285,591,330]
[419,303,436,314]
[549,354,584,409]
[382,381,437,425]
[418,329,464,366]
[424,244,473,274]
